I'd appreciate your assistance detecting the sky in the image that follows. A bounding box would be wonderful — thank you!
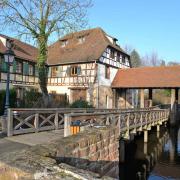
[88,0,180,63]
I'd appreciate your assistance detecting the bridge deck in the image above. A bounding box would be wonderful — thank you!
[0,129,64,156]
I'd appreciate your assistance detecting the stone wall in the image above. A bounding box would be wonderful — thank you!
[55,126,120,178]
[0,126,120,179]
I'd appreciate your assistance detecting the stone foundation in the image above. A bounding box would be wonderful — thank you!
[0,126,120,179]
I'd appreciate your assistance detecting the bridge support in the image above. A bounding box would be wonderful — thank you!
[170,88,179,126]
[140,89,145,108]
[144,130,148,143]
[157,125,160,138]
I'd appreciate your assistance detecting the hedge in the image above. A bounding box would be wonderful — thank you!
[0,89,17,115]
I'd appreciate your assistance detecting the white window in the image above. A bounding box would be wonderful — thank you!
[78,36,85,44]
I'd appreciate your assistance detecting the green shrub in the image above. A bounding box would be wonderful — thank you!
[22,89,42,108]
[70,99,93,108]
[0,88,17,115]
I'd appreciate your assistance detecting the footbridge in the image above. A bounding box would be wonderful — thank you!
[5,106,169,143]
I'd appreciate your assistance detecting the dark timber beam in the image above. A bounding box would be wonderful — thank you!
[148,88,153,107]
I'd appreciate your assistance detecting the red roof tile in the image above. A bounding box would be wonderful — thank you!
[0,34,38,62]
[47,28,128,65]
[112,66,180,88]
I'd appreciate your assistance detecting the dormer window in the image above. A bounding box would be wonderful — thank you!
[78,36,85,44]
[61,39,68,47]
[6,39,13,49]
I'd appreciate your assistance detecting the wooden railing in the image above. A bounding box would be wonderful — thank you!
[7,107,169,136]
[64,109,170,137]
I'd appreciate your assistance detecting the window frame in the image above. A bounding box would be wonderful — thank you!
[110,49,115,59]
[51,66,58,77]
[16,60,23,74]
[70,66,78,76]
[29,64,34,76]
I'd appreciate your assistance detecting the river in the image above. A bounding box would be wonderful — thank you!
[119,124,180,180]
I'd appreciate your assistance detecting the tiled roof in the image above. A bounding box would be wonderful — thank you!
[0,34,38,62]
[0,28,128,65]
[112,66,180,88]
[47,27,128,65]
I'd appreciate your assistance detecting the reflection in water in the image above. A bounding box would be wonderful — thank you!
[119,124,180,180]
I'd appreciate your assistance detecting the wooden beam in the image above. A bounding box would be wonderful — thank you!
[140,89,145,108]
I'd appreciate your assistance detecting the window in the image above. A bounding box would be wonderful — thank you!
[51,91,56,94]
[70,66,81,76]
[78,36,85,44]
[110,49,115,59]
[116,52,120,62]
[61,40,68,47]
[16,61,22,74]
[71,66,78,76]
[29,64,34,75]
[122,55,125,63]
[51,66,58,77]
[105,65,110,79]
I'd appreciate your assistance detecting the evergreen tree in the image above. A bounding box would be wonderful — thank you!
[130,49,142,67]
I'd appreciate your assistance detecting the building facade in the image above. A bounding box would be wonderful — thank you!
[0,28,131,108]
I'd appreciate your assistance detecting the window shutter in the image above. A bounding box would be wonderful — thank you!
[23,62,29,75]
[13,60,17,73]
[77,66,81,75]
[35,65,39,77]
[66,67,70,76]
[2,59,8,72]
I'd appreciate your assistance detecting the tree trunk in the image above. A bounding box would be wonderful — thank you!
[37,35,49,105]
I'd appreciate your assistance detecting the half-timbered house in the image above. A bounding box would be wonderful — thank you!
[0,34,39,101]
[0,28,131,108]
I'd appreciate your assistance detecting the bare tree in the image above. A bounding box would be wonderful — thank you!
[0,0,92,102]
[124,44,133,54]
[142,51,161,66]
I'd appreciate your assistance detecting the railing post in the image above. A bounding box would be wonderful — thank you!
[54,112,59,130]
[64,114,71,137]
[7,109,13,137]
[34,113,39,132]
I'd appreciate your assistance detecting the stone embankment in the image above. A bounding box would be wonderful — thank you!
[0,126,119,179]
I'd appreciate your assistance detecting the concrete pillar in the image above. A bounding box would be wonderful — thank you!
[157,125,160,138]
[144,130,148,143]
[170,88,178,125]
[140,89,145,108]
[144,142,148,155]
[148,89,153,107]
[64,114,71,137]
[157,125,160,132]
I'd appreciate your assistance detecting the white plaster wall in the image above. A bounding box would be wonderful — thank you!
[48,86,70,95]
[98,63,118,86]
[106,35,114,44]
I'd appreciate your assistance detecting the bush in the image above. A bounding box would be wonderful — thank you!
[0,89,17,115]
[22,89,43,108]
[70,99,93,108]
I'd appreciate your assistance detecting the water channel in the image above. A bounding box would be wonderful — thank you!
[119,124,180,180]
